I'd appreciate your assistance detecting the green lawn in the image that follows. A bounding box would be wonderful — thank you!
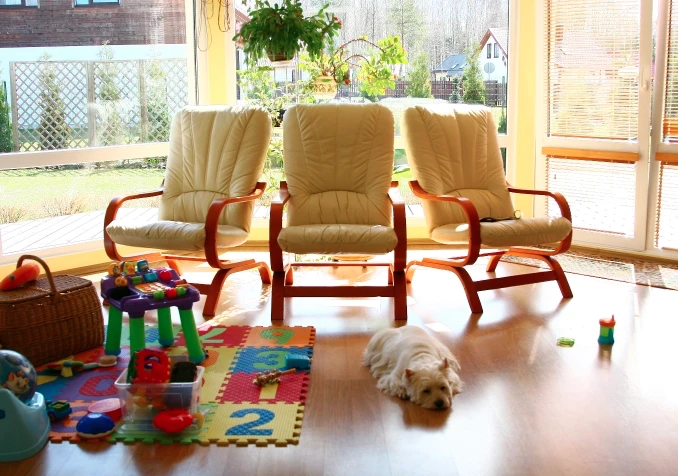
[0,167,165,222]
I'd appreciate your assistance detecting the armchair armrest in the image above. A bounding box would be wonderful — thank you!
[507,186,572,254]
[269,181,290,272]
[507,186,572,222]
[104,188,165,229]
[409,180,481,265]
[389,181,407,271]
[204,182,267,267]
[104,188,165,259]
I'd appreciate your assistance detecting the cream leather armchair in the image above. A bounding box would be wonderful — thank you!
[269,103,407,320]
[104,105,272,316]
[402,104,573,314]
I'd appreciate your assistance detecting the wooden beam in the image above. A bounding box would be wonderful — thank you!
[542,147,639,163]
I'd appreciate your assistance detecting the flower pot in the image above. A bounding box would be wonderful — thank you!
[267,53,295,68]
[313,76,338,100]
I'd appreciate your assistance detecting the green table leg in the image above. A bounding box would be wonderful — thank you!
[158,307,174,347]
[129,314,146,354]
[105,306,123,356]
[178,308,205,363]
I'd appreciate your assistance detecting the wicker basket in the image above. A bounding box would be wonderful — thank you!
[0,255,104,367]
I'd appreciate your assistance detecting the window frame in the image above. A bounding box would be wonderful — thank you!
[494,43,499,58]
[487,43,492,58]
[73,0,120,7]
[0,0,38,8]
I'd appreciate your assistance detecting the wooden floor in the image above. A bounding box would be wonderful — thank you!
[4,250,678,476]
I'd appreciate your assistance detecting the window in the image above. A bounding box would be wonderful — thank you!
[0,0,192,258]
[236,0,510,217]
[494,43,499,58]
[74,0,119,6]
[0,1,38,7]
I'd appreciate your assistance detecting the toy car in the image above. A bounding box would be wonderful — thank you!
[46,400,72,422]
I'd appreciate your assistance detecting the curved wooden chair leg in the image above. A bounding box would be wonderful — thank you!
[447,266,483,314]
[258,262,272,285]
[405,261,419,283]
[166,259,183,275]
[285,267,294,285]
[544,256,573,298]
[271,272,286,321]
[393,271,408,321]
[202,269,230,317]
[486,254,503,272]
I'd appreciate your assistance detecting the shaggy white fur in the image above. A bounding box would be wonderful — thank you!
[363,326,463,410]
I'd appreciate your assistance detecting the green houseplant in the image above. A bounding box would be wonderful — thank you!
[299,35,407,99]
[233,0,341,65]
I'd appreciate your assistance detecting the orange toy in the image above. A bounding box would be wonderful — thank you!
[0,261,40,291]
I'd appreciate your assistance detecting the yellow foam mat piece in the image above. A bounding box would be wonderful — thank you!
[205,402,304,447]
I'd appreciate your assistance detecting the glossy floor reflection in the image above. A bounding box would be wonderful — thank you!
[5,250,678,476]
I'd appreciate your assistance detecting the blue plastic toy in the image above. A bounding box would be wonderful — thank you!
[0,389,50,462]
[0,349,38,403]
[598,315,616,345]
[76,412,116,439]
[285,354,311,371]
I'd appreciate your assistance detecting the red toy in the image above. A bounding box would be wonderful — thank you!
[152,409,194,433]
[130,349,171,384]
[0,261,40,291]
[88,398,123,423]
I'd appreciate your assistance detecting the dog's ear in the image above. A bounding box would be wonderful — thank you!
[440,358,449,370]
[405,368,415,379]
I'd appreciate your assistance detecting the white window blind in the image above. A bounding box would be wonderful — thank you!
[656,163,678,249]
[663,0,678,141]
[546,0,640,140]
[546,156,636,236]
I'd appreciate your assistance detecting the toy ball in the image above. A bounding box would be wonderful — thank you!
[0,349,38,403]
[76,412,116,438]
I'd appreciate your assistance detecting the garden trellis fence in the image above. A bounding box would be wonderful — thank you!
[9,59,188,152]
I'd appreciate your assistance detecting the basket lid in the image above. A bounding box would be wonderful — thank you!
[0,275,92,304]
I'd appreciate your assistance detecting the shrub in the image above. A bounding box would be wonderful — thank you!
[0,77,11,153]
[0,205,28,224]
[41,195,88,217]
[37,54,71,150]
[405,54,433,98]
[462,44,486,105]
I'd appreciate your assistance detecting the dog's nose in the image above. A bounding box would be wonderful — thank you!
[435,399,444,408]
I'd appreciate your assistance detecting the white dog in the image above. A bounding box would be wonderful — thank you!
[363,326,463,410]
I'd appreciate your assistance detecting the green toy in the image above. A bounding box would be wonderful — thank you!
[598,315,616,345]
[556,337,575,347]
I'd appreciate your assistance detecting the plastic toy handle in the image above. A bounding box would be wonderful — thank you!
[16,254,60,301]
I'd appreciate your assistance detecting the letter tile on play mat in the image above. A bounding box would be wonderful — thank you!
[48,400,93,443]
[217,371,309,404]
[106,323,182,349]
[46,368,122,401]
[168,346,239,374]
[231,346,313,374]
[175,324,250,348]
[205,403,304,446]
[244,326,315,348]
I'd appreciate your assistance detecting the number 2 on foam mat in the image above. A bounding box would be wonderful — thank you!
[225,409,275,436]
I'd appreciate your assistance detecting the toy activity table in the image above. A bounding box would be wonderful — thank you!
[101,261,205,363]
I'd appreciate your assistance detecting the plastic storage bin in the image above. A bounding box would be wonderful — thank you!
[114,366,204,434]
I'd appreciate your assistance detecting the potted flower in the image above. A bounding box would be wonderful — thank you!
[300,35,408,100]
[233,0,342,66]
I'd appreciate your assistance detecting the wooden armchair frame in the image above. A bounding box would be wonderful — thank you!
[103,181,272,317]
[269,181,408,321]
[405,180,573,314]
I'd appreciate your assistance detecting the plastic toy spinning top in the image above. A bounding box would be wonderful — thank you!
[598,315,616,345]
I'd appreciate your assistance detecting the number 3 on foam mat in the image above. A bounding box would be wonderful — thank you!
[225,409,275,436]
[253,351,286,370]
[259,328,294,344]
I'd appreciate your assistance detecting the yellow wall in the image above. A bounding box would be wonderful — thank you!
[512,0,537,216]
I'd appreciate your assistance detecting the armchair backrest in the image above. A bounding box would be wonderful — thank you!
[402,104,514,232]
[158,105,271,232]
[282,103,395,227]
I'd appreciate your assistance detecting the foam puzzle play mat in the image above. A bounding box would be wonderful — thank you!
[35,324,315,447]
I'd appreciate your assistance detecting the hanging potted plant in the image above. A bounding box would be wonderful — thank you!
[233,0,342,67]
[299,35,408,100]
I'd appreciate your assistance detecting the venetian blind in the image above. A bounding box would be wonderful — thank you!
[655,163,678,249]
[546,0,640,140]
[664,0,678,141]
